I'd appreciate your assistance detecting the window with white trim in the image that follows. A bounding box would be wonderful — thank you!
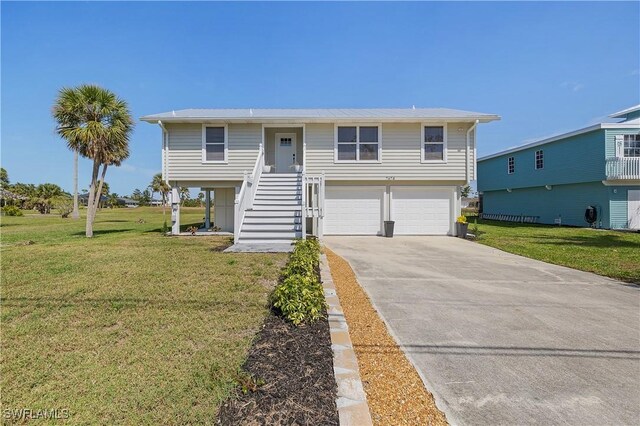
[335,125,380,162]
[508,156,515,174]
[422,125,446,162]
[203,126,226,162]
[535,150,544,169]
[623,134,640,157]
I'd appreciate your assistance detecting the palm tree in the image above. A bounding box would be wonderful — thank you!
[53,84,133,237]
[151,172,170,216]
[179,187,190,207]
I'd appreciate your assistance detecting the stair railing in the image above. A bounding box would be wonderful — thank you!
[234,143,264,243]
[303,172,325,236]
[301,166,307,239]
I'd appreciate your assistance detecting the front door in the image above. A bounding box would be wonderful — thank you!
[275,133,297,173]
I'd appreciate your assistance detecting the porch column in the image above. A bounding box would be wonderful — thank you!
[171,186,180,235]
[204,190,211,229]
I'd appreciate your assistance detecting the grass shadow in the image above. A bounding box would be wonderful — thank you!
[527,234,640,249]
[70,228,135,237]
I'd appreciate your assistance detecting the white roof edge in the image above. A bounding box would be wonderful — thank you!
[610,104,640,118]
[140,115,500,123]
[478,122,640,162]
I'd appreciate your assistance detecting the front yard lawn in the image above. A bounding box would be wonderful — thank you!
[1,207,287,424]
[472,218,640,283]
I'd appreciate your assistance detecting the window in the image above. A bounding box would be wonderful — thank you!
[508,156,515,174]
[535,150,544,169]
[623,134,640,157]
[202,125,227,162]
[422,125,446,162]
[335,125,380,162]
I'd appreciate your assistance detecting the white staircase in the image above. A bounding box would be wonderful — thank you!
[237,173,303,244]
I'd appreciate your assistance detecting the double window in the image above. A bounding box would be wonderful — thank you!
[335,125,380,162]
[507,156,515,174]
[422,125,446,162]
[202,125,227,163]
[535,150,544,169]
[623,134,640,157]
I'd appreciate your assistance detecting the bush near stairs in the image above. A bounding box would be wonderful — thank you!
[271,239,326,325]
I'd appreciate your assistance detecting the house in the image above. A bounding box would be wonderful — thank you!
[141,108,500,244]
[477,105,640,230]
[461,197,479,209]
[118,197,140,208]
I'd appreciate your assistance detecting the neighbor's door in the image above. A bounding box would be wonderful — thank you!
[275,133,297,173]
[628,190,640,230]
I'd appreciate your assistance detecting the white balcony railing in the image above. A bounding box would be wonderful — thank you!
[606,157,640,180]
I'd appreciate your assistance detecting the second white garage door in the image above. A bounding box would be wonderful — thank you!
[391,186,452,235]
[324,186,384,235]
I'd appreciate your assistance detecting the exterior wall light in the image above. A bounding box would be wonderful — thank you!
[545,185,552,190]
[506,188,512,193]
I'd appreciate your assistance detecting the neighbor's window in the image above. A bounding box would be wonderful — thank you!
[336,125,380,162]
[535,150,544,169]
[508,156,515,174]
[423,126,445,162]
[203,126,226,162]
[623,134,640,157]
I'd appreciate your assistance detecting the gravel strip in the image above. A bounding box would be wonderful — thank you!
[325,248,448,426]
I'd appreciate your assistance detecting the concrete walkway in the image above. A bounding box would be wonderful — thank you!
[325,236,640,426]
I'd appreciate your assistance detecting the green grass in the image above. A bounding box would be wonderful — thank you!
[1,207,287,424]
[471,218,640,283]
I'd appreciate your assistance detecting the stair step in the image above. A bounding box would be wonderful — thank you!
[253,200,301,206]
[259,181,301,186]
[240,231,302,239]
[237,239,297,244]
[262,173,301,178]
[244,216,301,224]
[256,191,302,200]
[245,210,300,217]
[251,205,302,211]
[256,190,301,196]
[242,224,302,231]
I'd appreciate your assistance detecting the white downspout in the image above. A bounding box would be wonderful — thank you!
[466,120,479,184]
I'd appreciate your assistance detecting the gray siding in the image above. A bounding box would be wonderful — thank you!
[166,123,261,181]
[166,122,474,182]
[305,122,474,181]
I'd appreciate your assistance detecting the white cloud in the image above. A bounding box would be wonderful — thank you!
[560,81,584,92]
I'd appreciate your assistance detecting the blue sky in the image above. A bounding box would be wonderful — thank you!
[2,1,639,195]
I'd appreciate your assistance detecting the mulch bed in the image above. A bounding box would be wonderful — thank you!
[325,248,448,426]
[216,311,339,425]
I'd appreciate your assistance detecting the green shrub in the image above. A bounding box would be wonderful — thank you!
[2,205,23,216]
[271,238,325,325]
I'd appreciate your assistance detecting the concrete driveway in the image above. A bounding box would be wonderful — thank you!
[324,236,640,426]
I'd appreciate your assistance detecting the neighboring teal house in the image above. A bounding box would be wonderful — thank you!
[477,105,640,230]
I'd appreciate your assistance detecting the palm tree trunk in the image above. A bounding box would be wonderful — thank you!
[86,161,100,237]
[72,150,80,219]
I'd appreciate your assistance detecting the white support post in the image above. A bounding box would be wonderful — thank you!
[171,186,180,235]
[204,190,211,229]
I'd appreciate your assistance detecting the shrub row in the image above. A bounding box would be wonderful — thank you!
[271,238,326,326]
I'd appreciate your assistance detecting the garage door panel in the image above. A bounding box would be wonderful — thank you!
[392,187,452,235]
[324,187,384,235]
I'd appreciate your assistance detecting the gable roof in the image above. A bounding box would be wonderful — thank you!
[610,104,640,119]
[140,108,500,123]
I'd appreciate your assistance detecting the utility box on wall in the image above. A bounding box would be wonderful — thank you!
[214,188,235,232]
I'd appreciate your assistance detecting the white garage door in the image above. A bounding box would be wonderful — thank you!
[391,186,452,235]
[324,186,384,235]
